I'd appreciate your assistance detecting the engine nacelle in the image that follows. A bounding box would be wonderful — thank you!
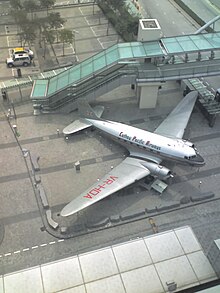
[141,161,172,179]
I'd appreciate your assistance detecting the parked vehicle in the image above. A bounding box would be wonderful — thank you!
[11,47,34,59]
[6,54,31,68]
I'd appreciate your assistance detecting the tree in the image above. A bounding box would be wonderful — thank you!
[47,12,66,42]
[107,0,125,11]
[42,29,56,57]
[23,0,39,20]
[33,16,49,47]
[39,0,55,14]
[19,21,38,45]
[11,9,28,33]
[58,29,74,56]
[10,0,23,10]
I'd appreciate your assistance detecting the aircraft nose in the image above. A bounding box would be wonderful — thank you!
[196,154,205,165]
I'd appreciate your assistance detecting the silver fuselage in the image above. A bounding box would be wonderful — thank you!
[87,118,204,166]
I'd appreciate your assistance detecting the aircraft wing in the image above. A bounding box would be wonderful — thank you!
[63,118,92,135]
[63,105,104,135]
[61,157,150,217]
[154,91,198,139]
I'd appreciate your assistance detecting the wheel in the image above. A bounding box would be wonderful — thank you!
[7,63,13,68]
[23,62,28,67]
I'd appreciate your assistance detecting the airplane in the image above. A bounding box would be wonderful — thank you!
[61,91,205,217]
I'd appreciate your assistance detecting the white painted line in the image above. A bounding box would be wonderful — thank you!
[22,248,30,252]
[31,245,38,249]
[211,88,215,92]
[97,37,105,49]
[90,26,97,37]
[93,28,108,33]
[4,253,12,257]
[79,7,84,16]
[40,243,47,247]
[69,43,75,55]
[14,250,21,254]
[101,40,117,46]
[57,239,64,243]
[0,255,2,258]
[49,241,56,245]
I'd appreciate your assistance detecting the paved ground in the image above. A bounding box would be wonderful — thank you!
[1,79,220,275]
[0,0,220,279]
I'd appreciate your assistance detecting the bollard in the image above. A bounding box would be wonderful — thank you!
[75,161,80,172]
[17,68,22,78]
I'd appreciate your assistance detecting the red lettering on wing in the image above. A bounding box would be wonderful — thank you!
[83,176,119,200]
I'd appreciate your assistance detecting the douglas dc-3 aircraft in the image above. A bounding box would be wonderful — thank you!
[61,91,205,217]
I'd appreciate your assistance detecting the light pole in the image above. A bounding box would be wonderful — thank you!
[72,29,79,56]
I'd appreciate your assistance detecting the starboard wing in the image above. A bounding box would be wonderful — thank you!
[154,91,198,139]
[61,157,150,216]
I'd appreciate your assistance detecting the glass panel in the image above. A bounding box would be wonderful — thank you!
[143,42,163,56]
[56,70,69,90]
[105,44,118,54]
[190,35,213,50]
[162,38,183,53]
[131,43,146,57]
[69,65,81,83]
[179,37,198,52]
[81,60,93,78]
[106,48,119,65]
[47,77,58,95]
[93,52,107,71]
[205,33,220,49]
[118,45,133,59]
[31,80,48,97]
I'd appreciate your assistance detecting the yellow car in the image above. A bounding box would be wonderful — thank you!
[11,47,34,59]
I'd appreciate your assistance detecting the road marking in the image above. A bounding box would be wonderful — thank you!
[1,240,64,258]
[32,245,38,249]
[58,239,64,243]
[23,248,30,252]
[4,253,12,257]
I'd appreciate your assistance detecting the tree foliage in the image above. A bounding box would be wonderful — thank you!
[98,0,139,41]
[39,0,55,14]
[9,0,65,47]
[59,29,74,56]
[47,12,66,30]
[10,0,23,10]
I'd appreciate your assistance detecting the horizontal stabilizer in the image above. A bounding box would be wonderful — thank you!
[77,100,104,119]
[62,105,104,135]
[63,118,92,135]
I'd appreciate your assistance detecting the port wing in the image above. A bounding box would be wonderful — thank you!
[61,157,150,217]
[154,91,198,139]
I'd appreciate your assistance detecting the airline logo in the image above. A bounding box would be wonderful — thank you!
[84,176,118,199]
[119,131,161,151]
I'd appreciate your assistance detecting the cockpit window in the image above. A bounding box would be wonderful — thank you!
[185,155,197,160]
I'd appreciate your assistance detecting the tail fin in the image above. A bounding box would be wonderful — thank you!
[77,99,104,119]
